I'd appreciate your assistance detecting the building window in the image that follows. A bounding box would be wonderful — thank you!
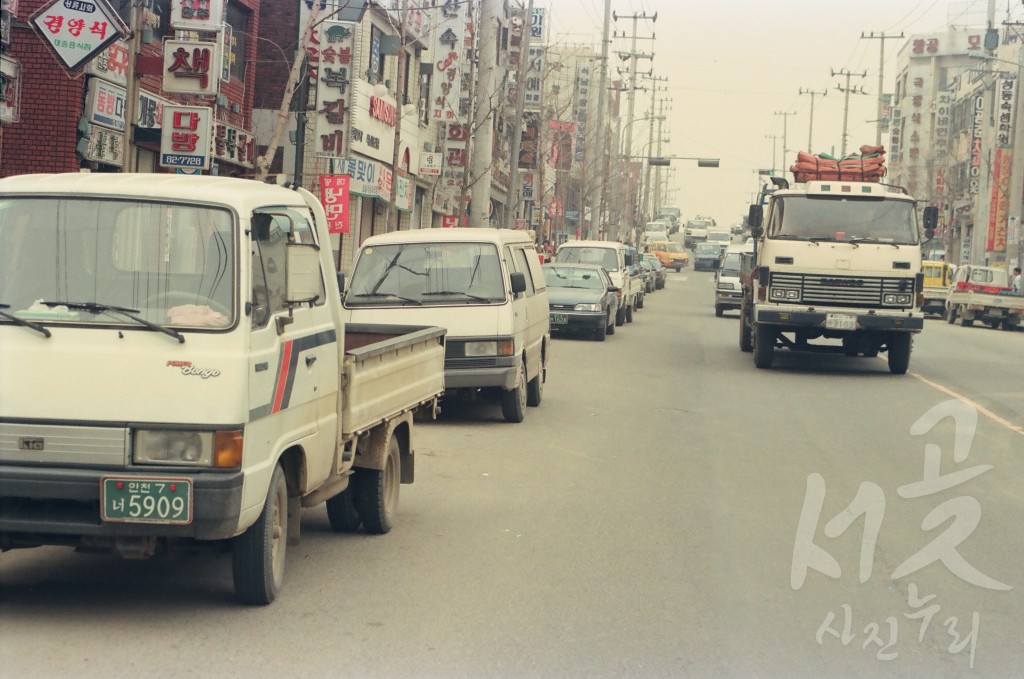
[225,3,249,82]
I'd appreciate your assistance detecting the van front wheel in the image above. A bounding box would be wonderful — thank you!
[502,362,527,423]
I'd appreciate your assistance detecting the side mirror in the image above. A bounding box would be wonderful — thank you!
[510,271,527,294]
[336,272,346,295]
[286,242,322,305]
[747,205,764,239]
[624,253,634,266]
[608,285,620,293]
[922,206,938,240]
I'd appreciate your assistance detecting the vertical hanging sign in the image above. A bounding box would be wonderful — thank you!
[312,21,355,158]
[170,0,225,32]
[320,174,351,234]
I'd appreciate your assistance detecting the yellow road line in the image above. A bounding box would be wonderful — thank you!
[910,371,1024,438]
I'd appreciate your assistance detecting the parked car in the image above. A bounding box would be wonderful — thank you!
[556,239,640,325]
[693,242,723,271]
[543,263,619,341]
[642,253,666,289]
[647,240,689,271]
[638,256,658,293]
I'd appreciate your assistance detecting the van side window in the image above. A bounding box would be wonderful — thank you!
[512,247,536,296]
[522,246,546,292]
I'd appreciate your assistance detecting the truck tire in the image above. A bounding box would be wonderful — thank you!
[1004,318,1019,331]
[325,486,361,532]
[501,361,527,423]
[527,358,544,404]
[626,302,634,323]
[960,307,973,327]
[887,333,912,375]
[353,434,400,534]
[946,304,956,324]
[606,310,616,335]
[753,324,774,369]
[232,463,288,605]
[739,300,753,352]
[637,292,645,309]
[715,304,724,318]
[615,305,626,326]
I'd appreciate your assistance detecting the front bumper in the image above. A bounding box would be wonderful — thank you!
[443,355,519,390]
[549,310,606,334]
[754,305,924,332]
[715,290,743,307]
[0,465,244,543]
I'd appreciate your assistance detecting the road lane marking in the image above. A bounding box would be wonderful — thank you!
[909,371,1024,438]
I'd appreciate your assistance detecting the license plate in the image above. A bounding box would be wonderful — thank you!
[101,476,193,525]
[549,313,568,324]
[825,313,857,330]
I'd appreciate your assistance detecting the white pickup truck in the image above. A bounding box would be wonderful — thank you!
[0,173,445,604]
[945,265,1024,330]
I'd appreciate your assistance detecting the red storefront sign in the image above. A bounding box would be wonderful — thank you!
[320,175,351,234]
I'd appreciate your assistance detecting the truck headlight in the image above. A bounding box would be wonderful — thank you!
[771,287,800,301]
[884,293,913,306]
[574,303,602,311]
[134,429,243,468]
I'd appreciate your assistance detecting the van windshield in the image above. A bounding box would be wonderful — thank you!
[0,197,235,330]
[720,253,742,276]
[556,246,619,271]
[345,242,506,306]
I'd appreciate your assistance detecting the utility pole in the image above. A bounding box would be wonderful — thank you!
[613,10,656,242]
[832,68,867,156]
[798,88,827,153]
[774,110,797,172]
[765,134,779,176]
[594,0,612,239]
[653,96,671,217]
[385,0,408,232]
[505,0,534,228]
[641,74,668,225]
[121,2,143,173]
[468,0,500,228]
[861,31,903,147]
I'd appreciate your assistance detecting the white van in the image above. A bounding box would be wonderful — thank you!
[714,243,751,317]
[342,228,549,423]
[555,240,638,325]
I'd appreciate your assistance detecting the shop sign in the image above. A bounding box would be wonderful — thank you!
[30,0,125,70]
[442,215,459,228]
[212,121,255,168]
[163,39,220,95]
[1,0,16,51]
[320,174,351,234]
[311,21,355,159]
[350,79,396,161]
[997,75,1017,148]
[336,157,385,198]
[419,152,442,176]
[137,90,172,129]
[81,124,124,166]
[85,77,125,131]
[0,55,21,123]
[395,174,412,211]
[170,0,224,33]
[85,38,128,86]
[160,105,212,170]
[531,7,545,40]
[969,95,984,194]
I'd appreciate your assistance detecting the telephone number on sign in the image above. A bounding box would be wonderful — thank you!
[161,155,206,167]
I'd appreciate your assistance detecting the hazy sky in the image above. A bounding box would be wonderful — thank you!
[544,0,1022,226]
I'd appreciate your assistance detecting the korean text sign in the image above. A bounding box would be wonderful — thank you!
[320,175,351,234]
[160,105,212,170]
[30,0,125,70]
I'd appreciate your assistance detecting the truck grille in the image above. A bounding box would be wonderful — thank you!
[770,272,914,308]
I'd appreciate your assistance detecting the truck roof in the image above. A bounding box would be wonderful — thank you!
[0,172,309,212]
[776,180,913,201]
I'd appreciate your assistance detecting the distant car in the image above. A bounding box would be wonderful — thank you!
[714,245,745,316]
[638,256,658,293]
[642,254,666,289]
[647,240,689,271]
[543,263,619,341]
[624,245,646,310]
[693,242,723,271]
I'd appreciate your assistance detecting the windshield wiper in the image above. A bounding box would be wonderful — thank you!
[349,292,423,306]
[421,290,493,302]
[0,304,52,338]
[41,301,185,343]
[848,237,900,248]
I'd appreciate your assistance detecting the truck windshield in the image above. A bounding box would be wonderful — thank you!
[0,197,235,329]
[346,242,506,306]
[771,195,918,244]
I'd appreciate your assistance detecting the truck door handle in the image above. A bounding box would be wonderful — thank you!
[305,355,317,367]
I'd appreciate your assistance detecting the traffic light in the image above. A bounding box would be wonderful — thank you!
[697,158,720,168]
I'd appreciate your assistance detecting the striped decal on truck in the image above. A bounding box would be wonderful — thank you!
[250,329,338,421]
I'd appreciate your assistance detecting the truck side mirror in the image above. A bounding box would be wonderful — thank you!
[510,271,527,294]
[337,272,346,296]
[624,253,634,266]
[286,242,322,305]
[748,204,764,238]
[922,206,938,240]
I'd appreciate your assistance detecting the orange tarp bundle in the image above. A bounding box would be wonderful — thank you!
[790,145,887,183]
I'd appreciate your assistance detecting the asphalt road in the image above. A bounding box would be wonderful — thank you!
[1,266,1021,678]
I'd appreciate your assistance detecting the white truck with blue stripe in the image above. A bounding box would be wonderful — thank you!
[0,173,445,604]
